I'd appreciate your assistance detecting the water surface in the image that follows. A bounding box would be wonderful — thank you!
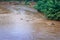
[0,5,60,40]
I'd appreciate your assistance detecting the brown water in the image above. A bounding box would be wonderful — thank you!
[0,5,60,40]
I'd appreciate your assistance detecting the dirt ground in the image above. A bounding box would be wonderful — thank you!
[0,4,60,40]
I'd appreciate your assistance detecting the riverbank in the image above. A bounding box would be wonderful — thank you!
[0,5,60,40]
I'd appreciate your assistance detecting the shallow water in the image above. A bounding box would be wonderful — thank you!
[0,5,60,40]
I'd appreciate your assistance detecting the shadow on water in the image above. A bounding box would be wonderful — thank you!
[0,5,60,40]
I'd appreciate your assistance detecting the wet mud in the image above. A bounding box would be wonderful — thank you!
[0,5,60,40]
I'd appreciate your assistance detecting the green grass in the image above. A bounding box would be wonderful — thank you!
[34,0,60,21]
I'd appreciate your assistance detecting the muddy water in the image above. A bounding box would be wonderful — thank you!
[0,5,60,40]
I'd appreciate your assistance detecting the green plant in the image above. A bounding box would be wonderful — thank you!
[25,1,30,5]
[25,0,39,5]
[34,0,60,21]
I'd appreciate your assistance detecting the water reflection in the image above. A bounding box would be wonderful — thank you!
[0,14,33,40]
[0,5,60,40]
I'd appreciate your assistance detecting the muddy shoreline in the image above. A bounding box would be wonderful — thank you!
[0,5,60,40]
